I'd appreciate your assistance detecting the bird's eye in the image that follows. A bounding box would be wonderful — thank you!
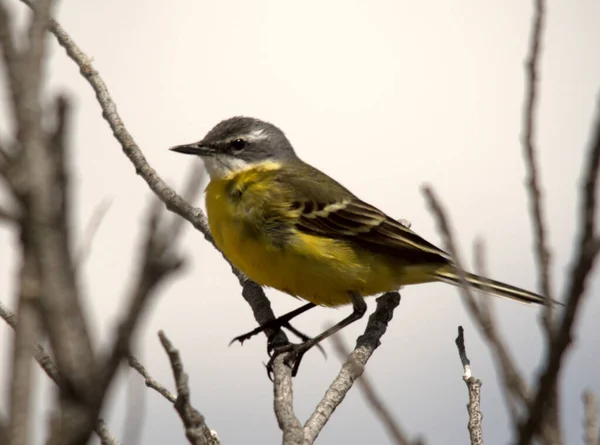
[230,138,247,152]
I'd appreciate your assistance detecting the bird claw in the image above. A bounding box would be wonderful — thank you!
[229,328,262,346]
[266,342,309,380]
[266,334,290,357]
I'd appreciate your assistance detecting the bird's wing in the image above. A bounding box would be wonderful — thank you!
[276,163,450,264]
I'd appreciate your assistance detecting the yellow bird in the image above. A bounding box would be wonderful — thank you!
[171,116,546,375]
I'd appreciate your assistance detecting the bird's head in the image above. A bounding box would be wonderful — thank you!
[170,116,296,179]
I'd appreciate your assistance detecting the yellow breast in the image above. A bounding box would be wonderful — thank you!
[204,165,408,306]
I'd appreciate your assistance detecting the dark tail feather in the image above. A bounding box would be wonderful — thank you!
[433,268,550,305]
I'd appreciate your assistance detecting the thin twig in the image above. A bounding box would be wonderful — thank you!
[127,355,176,403]
[331,332,413,445]
[521,0,555,334]
[75,198,113,265]
[455,327,483,445]
[303,292,401,444]
[158,331,220,445]
[455,326,472,380]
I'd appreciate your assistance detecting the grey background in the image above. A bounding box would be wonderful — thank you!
[1,0,599,444]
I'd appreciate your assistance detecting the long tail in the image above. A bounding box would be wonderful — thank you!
[433,267,546,305]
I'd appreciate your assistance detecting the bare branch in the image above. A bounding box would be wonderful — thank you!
[521,0,555,333]
[158,331,220,445]
[331,333,413,445]
[303,292,401,444]
[455,327,483,445]
[95,419,119,445]
[455,326,472,380]
[127,355,176,404]
[583,391,598,445]
[0,300,119,445]
[272,356,303,445]
[517,92,600,445]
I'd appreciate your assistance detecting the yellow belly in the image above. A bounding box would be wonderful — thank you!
[205,178,424,307]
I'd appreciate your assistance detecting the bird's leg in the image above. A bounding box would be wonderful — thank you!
[267,291,367,378]
[277,322,328,360]
[229,302,317,346]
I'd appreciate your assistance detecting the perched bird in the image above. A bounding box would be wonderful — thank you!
[171,116,547,375]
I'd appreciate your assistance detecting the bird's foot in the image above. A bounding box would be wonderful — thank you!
[266,341,310,380]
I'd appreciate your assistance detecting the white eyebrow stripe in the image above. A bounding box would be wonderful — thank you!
[229,129,268,143]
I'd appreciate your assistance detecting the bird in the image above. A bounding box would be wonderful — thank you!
[170,116,549,376]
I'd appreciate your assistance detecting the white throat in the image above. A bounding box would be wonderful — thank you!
[201,155,252,179]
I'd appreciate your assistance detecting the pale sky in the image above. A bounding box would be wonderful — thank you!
[1,1,599,444]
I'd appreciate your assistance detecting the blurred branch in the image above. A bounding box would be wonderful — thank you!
[303,292,401,444]
[583,391,598,445]
[0,206,17,223]
[1,1,101,444]
[75,198,112,265]
[522,0,555,334]
[331,330,414,445]
[29,95,98,445]
[158,331,220,445]
[455,327,483,445]
[0,300,119,445]
[517,91,600,445]
[100,197,185,395]
[0,417,7,445]
[7,244,39,445]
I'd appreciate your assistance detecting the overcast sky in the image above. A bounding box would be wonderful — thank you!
[1,1,599,444]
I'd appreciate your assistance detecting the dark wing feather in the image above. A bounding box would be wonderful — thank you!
[268,161,450,265]
[294,197,450,264]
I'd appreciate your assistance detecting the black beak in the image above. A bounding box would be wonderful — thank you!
[169,142,215,156]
